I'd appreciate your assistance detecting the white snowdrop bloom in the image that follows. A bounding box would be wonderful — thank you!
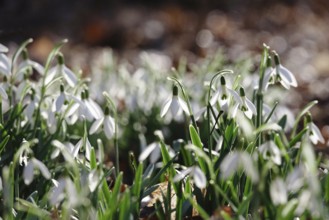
[258,140,282,165]
[160,85,189,118]
[308,123,325,145]
[210,76,231,111]
[49,178,66,205]
[270,178,287,205]
[74,137,92,160]
[88,170,100,192]
[71,90,104,121]
[89,106,115,139]
[24,90,39,121]
[0,85,8,99]
[230,87,256,119]
[139,141,161,164]
[17,52,44,77]
[52,84,66,112]
[0,43,8,53]
[273,52,297,90]
[23,158,51,185]
[220,151,259,182]
[286,166,305,193]
[45,53,78,87]
[173,166,207,189]
[0,53,11,76]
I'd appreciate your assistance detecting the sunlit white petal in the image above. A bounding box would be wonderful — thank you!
[193,166,207,188]
[23,161,34,185]
[270,178,287,205]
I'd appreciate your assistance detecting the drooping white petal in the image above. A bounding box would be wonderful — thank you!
[29,60,45,75]
[49,178,66,205]
[263,67,274,91]
[194,107,207,121]
[286,166,304,192]
[53,92,65,112]
[88,170,99,192]
[139,142,158,162]
[0,43,8,53]
[210,90,220,106]
[63,65,78,87]
[243,107,253,119]
[85,139,92,160]
[270,178,287,205]
[0,86,8,99]
[85,99,103,120]
[73,139,82,158]
[310,123,325,144]
[32,158,51,179]
[178,97,189,115]
[23,161,34,185]
[150,143,161,163]
[89,118,104,135]
[160,97,172,117]
[173,167,193,182]
[220,152,240,179]
[104,116,115,139]
[170,96,181,117]
[45,66,58,85]
[193,166,207,189]
[245,98,257,115]
[278,65,297,87]
[240,153,259,182]
[228,88,242,105]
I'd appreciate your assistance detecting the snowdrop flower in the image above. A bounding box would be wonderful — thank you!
[220,151,259,182]
[24,89,39,121]
[49,178,79,207]
[258,140,282,165]
[160,85,189,118]
[52,84,67,112]
[262,56,275,91]
[73,137,92,160]
[17,49,44,77]
[272,52,298,90]
[72,89,104,121]
[231,87,257,119]
[0,84,8,100]
[45,53,78,87]
[210,76,230,110]
[0,53,11,77]
[0,43,8,53]
[173,166,207,189]
[89,106,115,139]
[270,178,287,205]
[23,158,51,185]
[306,113,324,145]
[139,130,174,163]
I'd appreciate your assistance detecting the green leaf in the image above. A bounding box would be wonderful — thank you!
[189,124,203,148]
[289,127,308,148]
[277,115,287,130]
[90,147,97,169]
[0,135,10,154]
[15,199,51,220]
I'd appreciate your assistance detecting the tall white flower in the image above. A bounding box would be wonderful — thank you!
[23,158,51,185]
[173,166,207,189]
[210,76,231,110]
[220,151,259,182]
[230,87,257,119]
[52,84,67,112]
[306,113,325,145]
[273,52,297,89]
[270,178,287,205]
[89,106,115,139]
[258,140,282,165]
[0,53,11,77]
[0,43,8,53]
[17,49,44,77]
[45,53,78,87]
[160,85,189,118]
[73,137,92,160]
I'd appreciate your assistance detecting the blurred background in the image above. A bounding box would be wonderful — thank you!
[1,0,329,154]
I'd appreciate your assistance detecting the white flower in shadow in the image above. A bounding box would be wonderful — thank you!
[23,158,51,185]
[258,140,282,165]
[173,166,207,189]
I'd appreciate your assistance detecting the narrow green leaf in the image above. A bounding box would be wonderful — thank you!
[90,147,97,169]
[289,127,308,148]
[0,135,10,154]
[189,124,203,148]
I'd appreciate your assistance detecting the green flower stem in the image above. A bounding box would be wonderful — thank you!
[256,44,269,147]
[206,69,233,158]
